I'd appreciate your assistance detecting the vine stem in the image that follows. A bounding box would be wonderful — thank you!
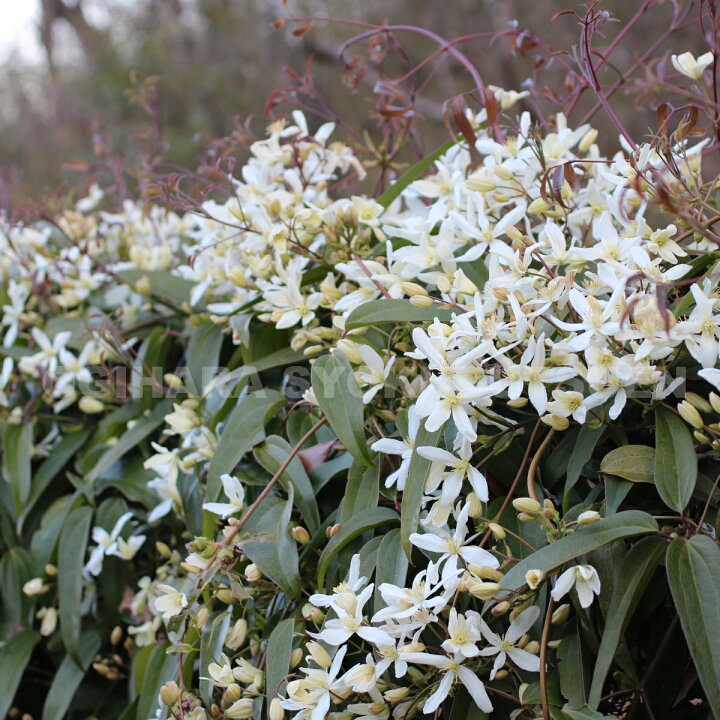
[527,428,555,501]
[221,416,328,547]
[539,597,555,720]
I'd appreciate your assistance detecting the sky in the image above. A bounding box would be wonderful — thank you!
[0,1,42,62]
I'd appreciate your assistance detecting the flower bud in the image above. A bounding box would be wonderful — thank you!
[527,197,551,215]
[384,687,410,703]
[245,564,263,583]
[467,579,501,600]
[44,564,57,576]
[306,641,332,668]
[79,396,105,414]
[525,569,545,590]
[336,339,363,364]
[694,430,711,444]
[468,564,504,581]
[159,680,180,706]
[709,392,720,415]
[225,698,254,719]
[517,511,535,523]
[195,607,209,630]
[23,578,47,596]
[551,603,571,624]
[110,626,123,646]
[326,524,342,539]
[512,497,542,516]
[269,698,285,720]
[466,174,496,193]
[222,684,243,705]
[541,414,570,431]
[685,392,712,413]
[289,647,304,668]
[401,281,429,297]
[466,492,483,518]
[291,526,310,544]
[494,165,514,181]
[579,128,599,153]
[548,639,562,649]
[163,373,184,389]
[577,510,601,526]
[491,600,510,616]
[678,400,704,430]
[507,397,529,408]
[303,345,324,358]
[488,522,506,540]
[302,603,324,624]
[409,295,434,308]
[494,669,509,681]
[135,275,151,296]
[435,275,452,294]
[524,640,540,654]
[225,618,248,650]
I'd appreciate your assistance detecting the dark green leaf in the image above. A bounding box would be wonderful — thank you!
[265,618,294,701]
[42,632,101,720]
[244,495,301,597]
[254,435,320,534]
[2,422,33,515]
[207,389,286,500]
[400,422,442,559]
[654,407,697,512]
[344,299,456,330]
[0,629,40,720]
[186,322,224,396]
[558,632,587,706]
[199,611,231,705]
[374,529,408,611]
[339,458,379,523]
[135,641,177,720]
[310,353,374,468]
[666,535,720,716]
[86,399,172,484]
[563,424,605,509]
[58,505,93,663]
[600,445,654,484]
[318,507,399,588]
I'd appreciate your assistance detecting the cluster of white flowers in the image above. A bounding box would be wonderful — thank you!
[6,90,720,719]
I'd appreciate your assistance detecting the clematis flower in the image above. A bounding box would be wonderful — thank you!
[202,473,245,518]
[154,584,188,620]
[671,51,714,80]
[551,564,601,608]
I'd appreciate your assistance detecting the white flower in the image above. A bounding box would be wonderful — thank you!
[23,578,48,596]
[551,564,601,608]
[442,608,481,657]
[84,512,135,578]
[203,473,245,518]
[417,439,489,502]
[409,504,499,585]
[356,345,395,404]
[36,607,58,636]
[475,605,541,678]
[402,651,493,715]
[154,584,188,620]
[671,51,714,80]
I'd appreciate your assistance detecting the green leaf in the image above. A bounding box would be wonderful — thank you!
[339,458,379,523]
[374,529,408,611]
[604,477,632,515]
[254,435,320,534]
[186,322,224,396]
[265,618,295,701]
[563,424,605,509]
[20,428,92,526]
[86,399,172,484]
[135,641,177,720]
[378,139,455,209]
[400,422,442,559]
[588,536,666,708]
[116,269,196,305]
[558,632,587,707]
[559,706,615,720]
[310,353,374,468]
[42,632,101,720]
[499,511,659,593]
[2,422,33,515]
[0,629,40,720]
[344,299,457,330]
[654,407,697,511]
[244,495,301,597]
[0,547,33,629]
[207,389,286,500]
[600,445,654,484]
[199,611,231,705]
[666,535,720,716]
[318,507,399,589]
[58,505,93,664]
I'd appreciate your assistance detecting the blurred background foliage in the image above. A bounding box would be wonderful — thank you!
[0,0,709,210]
